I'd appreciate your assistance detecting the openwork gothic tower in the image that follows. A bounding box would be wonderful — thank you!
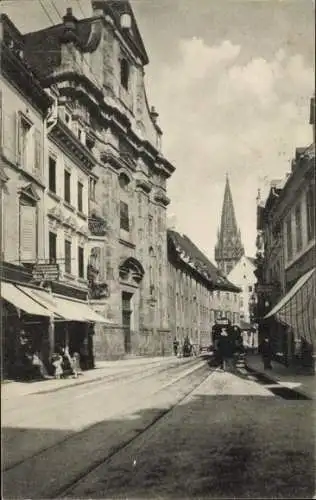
[215,175,245,276]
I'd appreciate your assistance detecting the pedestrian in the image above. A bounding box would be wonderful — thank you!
[217,327,235,371]
[173,337,179,357]
[259,337,273,370]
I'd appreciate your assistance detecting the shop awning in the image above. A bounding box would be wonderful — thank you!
[1,282,51,317]
[52,295,113,324]
[16,285,113,324]
[264,267,316,344]
[16,285,63,318]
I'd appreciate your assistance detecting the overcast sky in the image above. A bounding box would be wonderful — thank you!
[1,0,314,261]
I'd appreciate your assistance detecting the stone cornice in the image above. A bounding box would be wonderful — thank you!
[153,189,170,207]
[48,118,96,172]
[100,151,136,172]
[135,178,152,194]
[43,73,175,179]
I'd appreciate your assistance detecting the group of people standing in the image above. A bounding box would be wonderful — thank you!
[14,330,83,381]
[173,336,197,358]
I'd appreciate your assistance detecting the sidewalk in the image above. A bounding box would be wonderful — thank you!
[245,353,316,400]
[1,356,194,399]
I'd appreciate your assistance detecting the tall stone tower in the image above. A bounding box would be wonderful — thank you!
[215,174,245,276]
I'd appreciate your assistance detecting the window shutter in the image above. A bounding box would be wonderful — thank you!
[20,204,36,262]
[16,112,21,165]
[34,128,41,177]
[0,90,2,149]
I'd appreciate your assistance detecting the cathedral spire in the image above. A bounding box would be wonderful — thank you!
[214,175,244,276]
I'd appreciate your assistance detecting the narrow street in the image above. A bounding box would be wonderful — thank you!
[2,357,314,499]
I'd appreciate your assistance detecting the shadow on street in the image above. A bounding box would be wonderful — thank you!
[2,390,315,500]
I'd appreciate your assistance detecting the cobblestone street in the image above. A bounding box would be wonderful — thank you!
[2,358,314,499]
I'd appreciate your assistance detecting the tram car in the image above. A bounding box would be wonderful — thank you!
[209,318,244,367]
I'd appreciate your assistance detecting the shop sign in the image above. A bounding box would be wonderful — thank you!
[32,263,60,281]
[88,216,107,236]
[215,318,230,326]
[255,283,276,294]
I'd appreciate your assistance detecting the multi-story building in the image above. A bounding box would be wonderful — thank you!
[255,108,315,370]
[215,174,245,276]
[0,14,109,378]
[167,230,241,350]
[227,255,257,324]
[23,1,175,359]
[0,14,52,376]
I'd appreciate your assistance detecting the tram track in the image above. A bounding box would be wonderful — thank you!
[50,363,211,499]
[3,358,204,473]
[3,360,210,499]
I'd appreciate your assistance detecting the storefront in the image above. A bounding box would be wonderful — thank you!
[264,267,316,371]
[1,278,112,379]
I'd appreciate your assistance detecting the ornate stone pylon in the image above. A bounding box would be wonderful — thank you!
[215,174,245,276]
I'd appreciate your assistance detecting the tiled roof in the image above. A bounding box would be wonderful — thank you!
[168,229,241,293]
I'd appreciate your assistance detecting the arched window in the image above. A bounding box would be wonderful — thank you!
[120,58,129,90]
[118,172,130,189]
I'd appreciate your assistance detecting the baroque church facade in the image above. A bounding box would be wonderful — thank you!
[20,1,175,359]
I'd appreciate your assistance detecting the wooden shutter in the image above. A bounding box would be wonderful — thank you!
[20,204,36,262]
[34,128,41,177]
[16,112,21,165]
[0,90,2,149]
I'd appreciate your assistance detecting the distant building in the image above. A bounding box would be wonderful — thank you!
[256,115,315,371]
[167,230,241,350]
[227,255,257,325]
[215,174,245,276]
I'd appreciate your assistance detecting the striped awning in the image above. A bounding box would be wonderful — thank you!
[264,268,316,344]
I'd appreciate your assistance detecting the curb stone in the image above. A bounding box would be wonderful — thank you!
[244,360,313,400]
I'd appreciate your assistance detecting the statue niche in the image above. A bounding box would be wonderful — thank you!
[87,247,109,300]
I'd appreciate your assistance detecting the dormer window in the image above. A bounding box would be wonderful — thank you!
[120,58,129,90]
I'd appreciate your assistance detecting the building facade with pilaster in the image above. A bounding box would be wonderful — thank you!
[255,105,315,371]
[23,1,175,359]
[168,230,241,350]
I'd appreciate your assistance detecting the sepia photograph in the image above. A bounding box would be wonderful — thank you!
[0,0,315,498]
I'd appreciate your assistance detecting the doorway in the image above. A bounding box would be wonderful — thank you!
[122,291,133,354]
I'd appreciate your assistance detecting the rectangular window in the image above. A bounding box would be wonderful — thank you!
[226,292,229,300]
[49,156,56,193]
[78,246,84,278]
[248,285,253,292]
[65,239,72,274]
[34,128,41,176]
[20,203,36,262]
[295,203,302,253]
[18,115,32,168]
[120,201,129,231]
[64,170,71,203]
[89,178,96,201]
[49,231,57,263]
[77,181,83,212]
[286,215,293,261]
[306,185,315,242]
